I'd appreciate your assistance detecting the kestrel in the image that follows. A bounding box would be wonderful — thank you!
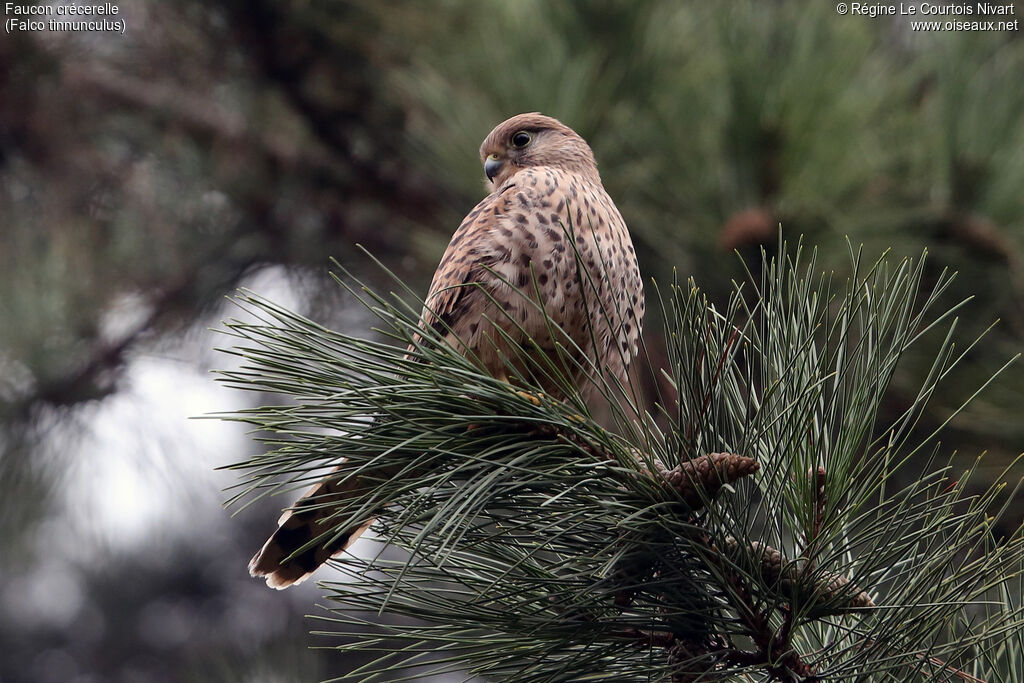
[250,113,645,588]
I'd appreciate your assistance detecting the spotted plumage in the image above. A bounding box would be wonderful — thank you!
[250,113,644,588]
[423,113,643,395]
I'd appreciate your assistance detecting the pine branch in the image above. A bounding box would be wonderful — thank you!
[218,240,1024,682]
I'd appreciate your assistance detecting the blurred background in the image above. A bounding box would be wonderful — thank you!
[1,1,1022,681]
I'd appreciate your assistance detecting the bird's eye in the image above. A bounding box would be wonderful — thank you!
[511,131,532,148]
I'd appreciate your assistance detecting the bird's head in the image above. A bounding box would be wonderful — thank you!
[479,113,598,188]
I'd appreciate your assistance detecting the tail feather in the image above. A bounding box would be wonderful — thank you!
[249,469,374,589]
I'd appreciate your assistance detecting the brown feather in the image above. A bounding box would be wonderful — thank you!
[249,113,644,587]
[248,468,373,589]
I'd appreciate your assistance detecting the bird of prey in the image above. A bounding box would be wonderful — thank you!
[249,112,645,588]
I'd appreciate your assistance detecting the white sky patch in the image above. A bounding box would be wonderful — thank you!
[45,263,386,592]
[56,266,364,565]
[57,266,308,556]
[61,351,249,554]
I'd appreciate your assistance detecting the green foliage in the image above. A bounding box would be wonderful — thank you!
[219,243,1023,681]
[4,2,1024,680]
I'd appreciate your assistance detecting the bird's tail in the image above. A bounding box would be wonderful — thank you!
[249,468,373,589]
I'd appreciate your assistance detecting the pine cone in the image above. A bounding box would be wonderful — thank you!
[721,536,874,611]
[654,453,759,509]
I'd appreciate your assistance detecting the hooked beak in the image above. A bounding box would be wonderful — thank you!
[484,154,503,183]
